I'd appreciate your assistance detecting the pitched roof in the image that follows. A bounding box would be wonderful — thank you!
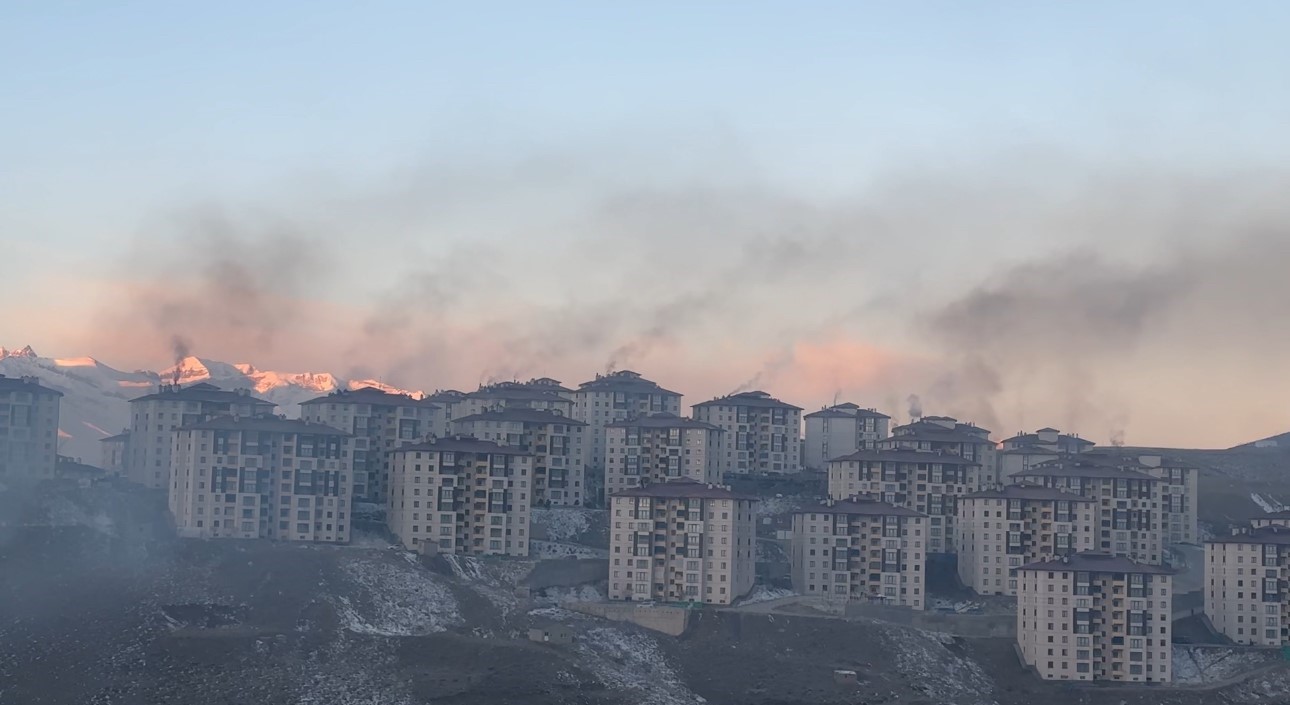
[797,497,926,518]
[392,435,531,456]
[1001,431,1095,447]
[179,415,348,435]
[1209,524,1290,546]
[300,385,437,408]
[466,384,571,403]
[1255,510,1290,520]
[829,449,980,466]
[0,375,64,397]
[129,382,272,406]
[452,407,587,426]
[964,484,1094,502]
[1016,552,1173,575]
[98,431,131,443]
[692,390,803,411]
[804,404,891,420]
[611,477,757,501]
[575,370,681,397]
[1014,456,1158,481]
[605,412,722,431]
[883,429,992,446]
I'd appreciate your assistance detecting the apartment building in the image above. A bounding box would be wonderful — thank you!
[451,407,587,507]
[790,497,927,609]
[455,380,575,418]
[603,413,722,495]
[300,386,439,504]
[1086,449,1199,546]
[169,415,354,543]
[997,427,1094,484]
[882,415,995,484]
[573,370,683,504]
[1017,553,1172,683]
[386,435,531,557]
[608,478,757,605]
[425,389,468,437]
[827,450,982,553]
[0,375,62,480]
[957,485,1096,596]
[1252,511,1290,529]
[1205,524,1290,645]
[692,391,802,475]
[803,403,891,470]
[128,382,275,490]
[1013,456,1164,565]
[99,431,130,477]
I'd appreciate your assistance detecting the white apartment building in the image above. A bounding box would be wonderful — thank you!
[803,403,891,470]
[129,382,275,490]
[827,449,982,554]
[1017,553,1172,683]
[882,416,995,484]
[996,427,1095,484]
[451,407,588,507]
[455,380,575,418]
[608,478,757,605]
[386,435,532,557]
[692,391,802,475]
[573,370,683,505]
[300,386,439,504]
[169,415,354,543]
[1205,524,1290,646]
[99,431,130,477]
[604,413,722,495]
[0,375,62,481]
[1013,457,1164,565]
[791,497,927,609]
[957,485,1096,596]
[1085,450,1199,546]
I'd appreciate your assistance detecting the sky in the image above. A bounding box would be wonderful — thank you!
[4,2,1290,448]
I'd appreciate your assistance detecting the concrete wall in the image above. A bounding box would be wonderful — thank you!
[567,602,691,637]
[523,559,609,591]
[842,602,1017,637]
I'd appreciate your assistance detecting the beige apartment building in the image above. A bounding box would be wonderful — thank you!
[129,382,275,490]
[99,430,130,477]
[451,407,588,507]
[791,497,927,609]
[827,449,981,554]
[604,413,722,495]
[169,415,354,543]
[692,391,802,475]
[803,403,891,470]
[608,478,757,605]
[1017,553,1172,683]
[573,370,683,504]
[996,427,1095,484]
[0,375,62,481]
[1085,450,1200,547]
[300,386,439,504]
[1205,524,1290,645]
[455,380,575,418]
[386,435,532,557]
[957,485,1096,596]
[1013,456,1164,565]
[881,416,995,484]
[425,389,468,437]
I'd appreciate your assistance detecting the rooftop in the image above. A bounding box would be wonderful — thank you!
[0,374,64,397]
[1000,430,1096,447]
[130,382,272,406]
[883,429,994,446]
[452,407,587,426]
[964,484,1094,502]
[797,496,926,518]
[692,390,803,411]
[1209,524,1290,546]
[300,385,438,408]
[98,431,131,443]
[1016,552,1173,575]
[611,477,757,501]
[466,383,571,403]
[606,412,722,431]
[392,434,531,456]
[576,370,681,396]
[804,404,890,420]
[179,414,348,436]
[830,449,980,466]
[1014,456,1158,481]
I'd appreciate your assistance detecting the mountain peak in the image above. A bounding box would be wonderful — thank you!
[0,345,38,360]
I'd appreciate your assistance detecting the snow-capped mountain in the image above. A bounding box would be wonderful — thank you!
[0,346,422,464]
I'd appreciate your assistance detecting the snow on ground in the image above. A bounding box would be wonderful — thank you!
[753,495,802,517]
[734,585,797,606]
[530,540,609,559]
[534,584,604,607]
[341,530,396,549]
[31,495,116,535]
[1252,493,1286,513]
[886,627,996,705]
[334,555,462,636]
[530,507,594,542]
[527,606,595,621]
[442,554,535,615]
[576,627,699,705]
[1171,646,1273,685]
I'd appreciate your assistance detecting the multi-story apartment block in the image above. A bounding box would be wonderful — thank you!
[455,380,575,418]
[882,415,995,484]
[1205,524,1290,645]
[451,407,587,507]
[827,450,981,554]
[128,382,275,490]
[1013,456,1164,565]
[608,478,757,605]
[997,427,1094,484]
[791,497,926,608]
[300,386,438,504]
[1085,450,1199,546]
[1017,553,1172,683]
[99,431,130,476]
[1252,511,1290,530]
[425,389,468,437]
[169,415,354,543]
[604,413,722,495]
[692,391,802,475]
[0,375,62,480]
[957,485,1096,596]
[386,435,531,557]
[573,370,683,504]
[803,403,891,470]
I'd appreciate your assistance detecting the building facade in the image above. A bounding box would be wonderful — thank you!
[1085,450,1199,547]
[1205,524,1290,646]
[451,407,588,507]
[604,413,722,495]
[572,370,683,505]
[996,427,1094,485]
[1017,553,1172,683]
[881,416,995,481]
[791,497,926,609]
[608,478,757,605]
[803,403,891,470]
[692,391,803,475]
[957,485,1096,596]
[99,431,130,477]
[0,375,62,481]
[128,382,275,490]
[455,380,575,419]
[300,386,439,504]
[169,415,354,543]
[827,450,981,554]
[386,436,532,556]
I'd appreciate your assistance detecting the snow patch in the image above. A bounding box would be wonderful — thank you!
[334,556,461,636]
[1171,646,1271,685]
[530,540,609,559]
[531,507,593,542]
[887,627,996,705]
[577,627,698,705]
[734,585,797,606]
[1252,493,1286,513]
